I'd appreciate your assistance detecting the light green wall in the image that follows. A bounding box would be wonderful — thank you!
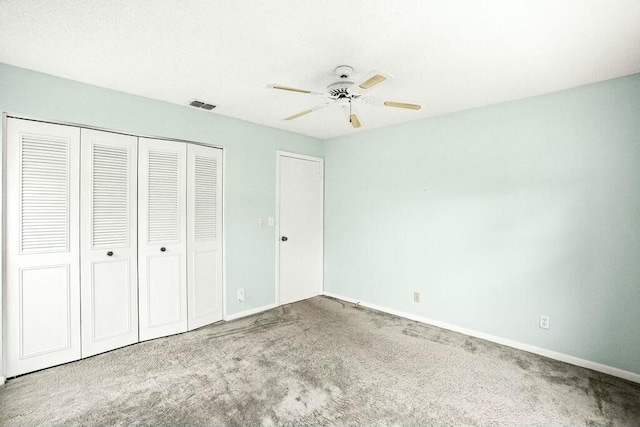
[323,74,640,375]
[2,62,639,378]
[0,62,322,374]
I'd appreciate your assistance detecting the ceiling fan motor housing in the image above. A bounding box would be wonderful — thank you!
[327,65,361,99]
[326,80,357,99]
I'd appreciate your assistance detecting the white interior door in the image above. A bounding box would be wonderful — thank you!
[278,152,324,305]
[138,138,187,341]
[5,118,81,376]
[186,144,223,330]
[80,129,138,357]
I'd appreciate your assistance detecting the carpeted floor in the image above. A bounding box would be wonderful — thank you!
[1,296,639,426]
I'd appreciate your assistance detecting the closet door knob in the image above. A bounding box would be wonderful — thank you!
[160,247,166,252]
[107,251,114,257]
[281,236,288,242]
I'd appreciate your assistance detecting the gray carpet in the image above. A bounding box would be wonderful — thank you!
[1,296,639,426]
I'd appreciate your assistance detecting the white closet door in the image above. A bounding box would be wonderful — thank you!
[80,129,138,357]
[5,118,81,377]
[138,138,187,341]
[187,144,223,330]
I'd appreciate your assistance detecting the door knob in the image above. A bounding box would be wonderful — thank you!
[281,236,288,242]
[107,251,114,257]
[160,247,167,252]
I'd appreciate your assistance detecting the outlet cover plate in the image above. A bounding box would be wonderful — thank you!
[539,315,550,329]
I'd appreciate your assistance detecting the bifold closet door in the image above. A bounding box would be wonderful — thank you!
[5,118,81,377]
[187,144,223,330]
[138,138,188,341]
[80,129,138,357]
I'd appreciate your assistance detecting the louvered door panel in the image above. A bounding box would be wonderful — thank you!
[5,118,81,377]
[138,138,187,341]
[92,144,130,248]
[147,150,180,243]
[194,156,218,241]
[80,129,138,358]
[20,136,70,252]
[187,145,223,330]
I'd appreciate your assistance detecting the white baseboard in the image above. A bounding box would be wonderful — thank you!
[224,303,278,322]
[323,291,640,384]
[0,376,5,386]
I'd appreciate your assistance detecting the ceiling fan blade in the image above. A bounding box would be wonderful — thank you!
[349,114,362,129]
[363,97,422,110]
[384,101,422,110]
[284,109,314,120]
[283,102,334,121]
[348,70,392,95]
[267,84,325,96]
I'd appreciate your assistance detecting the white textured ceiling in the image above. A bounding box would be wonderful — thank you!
[1,1,640,140]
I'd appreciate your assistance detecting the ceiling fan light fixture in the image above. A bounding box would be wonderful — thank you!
[271,85,311,94]
[350,114,361,128]
[285,109,313,120]
[384,101,422,110]
[359,74,387,90]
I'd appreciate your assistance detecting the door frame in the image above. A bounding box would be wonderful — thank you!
[1,114,7,384]
[275,150,324,307]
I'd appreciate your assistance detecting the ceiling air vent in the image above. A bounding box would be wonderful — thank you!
[188,100,217,111]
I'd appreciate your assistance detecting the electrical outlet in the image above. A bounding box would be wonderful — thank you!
[413,292,420,303]
[258,217,265,227]
[539,315,550,329]
[238,288,245,302]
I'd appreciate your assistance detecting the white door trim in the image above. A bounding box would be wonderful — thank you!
[220,148,227,323]
[2,113,7,380]
[275,150,324,307]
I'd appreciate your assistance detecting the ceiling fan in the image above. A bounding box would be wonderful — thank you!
[267,65,422,129]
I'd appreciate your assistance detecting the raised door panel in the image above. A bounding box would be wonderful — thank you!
[19,266,72,358]
[138,138,187,341]
[80,129,138,357]
[187,145,223,330]
[90,260,132,339]
[5,118,81,377]
[147,254,182,326]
